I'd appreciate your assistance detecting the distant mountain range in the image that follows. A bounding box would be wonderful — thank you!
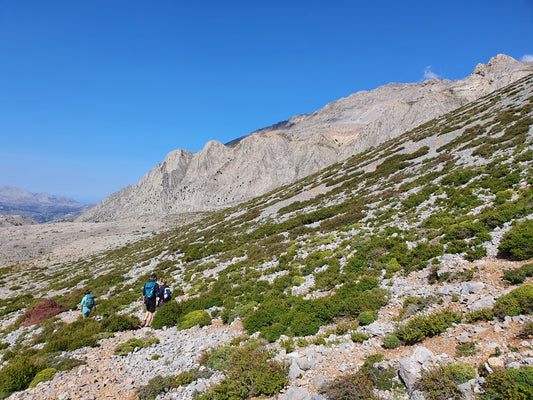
[0,185,94,223]
[77,54,533,222]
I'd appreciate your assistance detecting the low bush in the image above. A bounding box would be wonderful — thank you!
[178,310,211,330]
[417,363,476,400]
[492,284,533,318]
[456,341,477,357]
[28,367,57,388]
[357,311,378,326]
[43,318,100,352]
[351,332,370,343]
[517,321,533,339]
[480,366,533,400]
[100,313,141,332]
[394,310,462,345]
[320,370,378,400]
[498,220,533,261]
[201,343,288,399]
[138,375,179,400]
[151,301,182,329]
[503,263,533,285]
[114,337,160,356]
[383,334,401,349]
[0,356,40,396]
[466,308,494,323]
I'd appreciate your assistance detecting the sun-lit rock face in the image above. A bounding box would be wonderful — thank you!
[78,55,533,221]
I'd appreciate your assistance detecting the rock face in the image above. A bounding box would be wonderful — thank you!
[78,54,533,221]
[0,185,93,223]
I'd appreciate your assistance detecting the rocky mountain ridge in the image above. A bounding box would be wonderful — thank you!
[78,54,533,222]
[0,186,93,223]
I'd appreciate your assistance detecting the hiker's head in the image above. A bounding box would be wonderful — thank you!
[85,290,91,295]
[150,273,157,281]
[161,279,167,285]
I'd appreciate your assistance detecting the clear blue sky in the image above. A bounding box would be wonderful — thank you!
[1,0,532,203]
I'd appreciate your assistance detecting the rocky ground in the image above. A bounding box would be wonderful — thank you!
[3,252,532,400]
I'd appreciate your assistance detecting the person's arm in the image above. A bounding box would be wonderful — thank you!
[78,295,86,309]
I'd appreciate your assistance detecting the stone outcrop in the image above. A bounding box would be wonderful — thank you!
[78,54,533,221]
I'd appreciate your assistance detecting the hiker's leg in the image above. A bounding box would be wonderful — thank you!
[146,312,154,326]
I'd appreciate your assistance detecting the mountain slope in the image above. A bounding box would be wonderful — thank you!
[0,185,93,223]
[1,71,533,400]
[78,54,533,222]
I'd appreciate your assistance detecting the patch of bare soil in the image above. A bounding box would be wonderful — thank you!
[20,299,66,327]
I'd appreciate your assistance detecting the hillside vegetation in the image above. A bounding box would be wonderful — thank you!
[0,74,533,399]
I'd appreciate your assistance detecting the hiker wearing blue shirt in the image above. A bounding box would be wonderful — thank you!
[142,273,159,327]
[77,290,95,318]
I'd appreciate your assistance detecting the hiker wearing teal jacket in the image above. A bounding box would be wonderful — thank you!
[77,290,95,318]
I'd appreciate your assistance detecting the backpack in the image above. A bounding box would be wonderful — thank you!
[163,287,172,302]
[145,281,156,299]
[86,294,95,309]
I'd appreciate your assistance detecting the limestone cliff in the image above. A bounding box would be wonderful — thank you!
[78,54,533,221]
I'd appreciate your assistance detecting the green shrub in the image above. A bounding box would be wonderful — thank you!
[206,343,288,399]
[0,356,40,395]
[456,341,477,357]
[320,371,378,400]
[466,308,494,323]
[517,321,533,338]
[100,313,141,332]
[493,284,533,318]
[417,363,475,400]
[499,220,533,261]
[395,310,462,345]
[383,334,401,349]
[351,332,370,343]
[44,318,101,352]
[205,346,236,371]
[503,263,533,285]
[151,301,183,329]
[138,375,179,400]
[28,368,57,387]
[114,337,160,356]
[357,311,378,326]
[178,310,211,330]
[360,354,398,391]
[480,366,533,400]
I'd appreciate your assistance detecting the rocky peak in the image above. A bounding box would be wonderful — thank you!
[77,54,533,222]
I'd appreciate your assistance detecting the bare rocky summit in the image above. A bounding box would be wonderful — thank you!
[78,55,533,222]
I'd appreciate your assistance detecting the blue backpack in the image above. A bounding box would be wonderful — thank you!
[145,281,157,299]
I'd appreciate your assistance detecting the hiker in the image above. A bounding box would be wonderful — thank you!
[142,273,159,327]
[157,279,172,308]
[77,290,95,318]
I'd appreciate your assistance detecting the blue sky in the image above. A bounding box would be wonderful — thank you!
[0,0,532,203]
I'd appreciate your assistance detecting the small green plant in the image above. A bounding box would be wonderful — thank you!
[503,263,533,285]
[456,341,477,357]
[28,368,57,387]
[417,363,476,400]
[493,284,533,318]
[178,310,211,330]
[114,337,160,356]
[151,301,183,329]
[151,354,160,360]
[202,343,288,399]
[383,333,401,349]
[320,370,379,400]
[517,321,533,339]
[466,308,494,323]
[351,332,370,343]
[100,313,141,332]
[480,366,533,399]
[357,311,378,326]
[0,356,40,395]
[499,220,533,260]
[394,309,462,345]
